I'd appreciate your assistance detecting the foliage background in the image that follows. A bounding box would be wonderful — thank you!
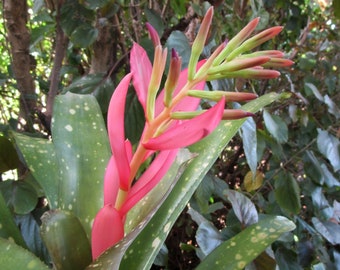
[0,0,339,269]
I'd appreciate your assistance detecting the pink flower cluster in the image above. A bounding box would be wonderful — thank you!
[91,7,293,259]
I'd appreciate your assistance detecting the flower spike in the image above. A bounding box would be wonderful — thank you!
[188,6,214,80]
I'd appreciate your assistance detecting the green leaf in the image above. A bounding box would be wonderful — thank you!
[15,214,50,264]
[144,8,165,36]
[165,31,191,69]
[15,93,111,238]
[40,210,92,270]
[62,73,114,113]
[240,117,257,176]
[52,93,111,236]
[275,247,302,270]
[124,89,145,144]
[263,109,288,143]
[0,180,38,215]
[0,237,49,270]
[70,24,98,47]
[187,207,224,259]
[305,82,323,101]
[317,129,340,172]
[0,135,20,173]
[196,216,296,270]
[274,172,301,214]
[14,133,59,208]
[0,192,27,248]
[60,0,95,37]
[312,217,340,245]
[118,93,283,270]
[224,190,258,226]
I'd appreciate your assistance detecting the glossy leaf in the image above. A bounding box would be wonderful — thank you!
[52,93,111,237]
[0,180,38,215]
[224,190,258,226]
[0,192,27,248]
[317,129,340,172]
[240,117,257,176]
[15,93,111,238]
[40,210,92,270]
[312,217,340,245]
[165,31,191,69]
[0,238,49,270]
[196,216,296,270]
[187,207,224,259]
[14,133,59,208]
[263,109,288,143]
[274,172,301,214]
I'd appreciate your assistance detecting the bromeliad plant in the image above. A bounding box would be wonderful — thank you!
[91,6,293,260]
[1,6,296,270]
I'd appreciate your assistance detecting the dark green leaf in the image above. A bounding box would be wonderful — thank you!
[0,180,38,215]
[0,238,49,270]
[324,95,340,119]
[70,24,98,47]
[263,109,288,143]
[311,187,332,220]
[60,0,95,37]
[196,216,296,270]
[0,192,27,248]
[144,8,164,36]
[124,89,145,144]
[187,207,224,259]
[317,129,340,172]
[312,217,340,245]
[166,31,191,69]
[274,172,301,214]
[275,247,302,270]
[224,190,258,226]
[40,210,92,270]
[15,214,50,265]
[240,117,257,176]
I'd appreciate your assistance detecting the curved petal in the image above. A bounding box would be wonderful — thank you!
[144,98,225,150]
[107,73,132,190]
[103,156,120,206]
[91,204,124,259]
[130,42,153,111]
[119,149,178,216]
[155,60,207,116]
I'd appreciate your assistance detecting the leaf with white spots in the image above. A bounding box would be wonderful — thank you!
[52,93,111,237]
[0,237,49,270]
[14,133,59,208]
[196,216,296,270]
[117,93,284,270]
[14,93,111,239]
